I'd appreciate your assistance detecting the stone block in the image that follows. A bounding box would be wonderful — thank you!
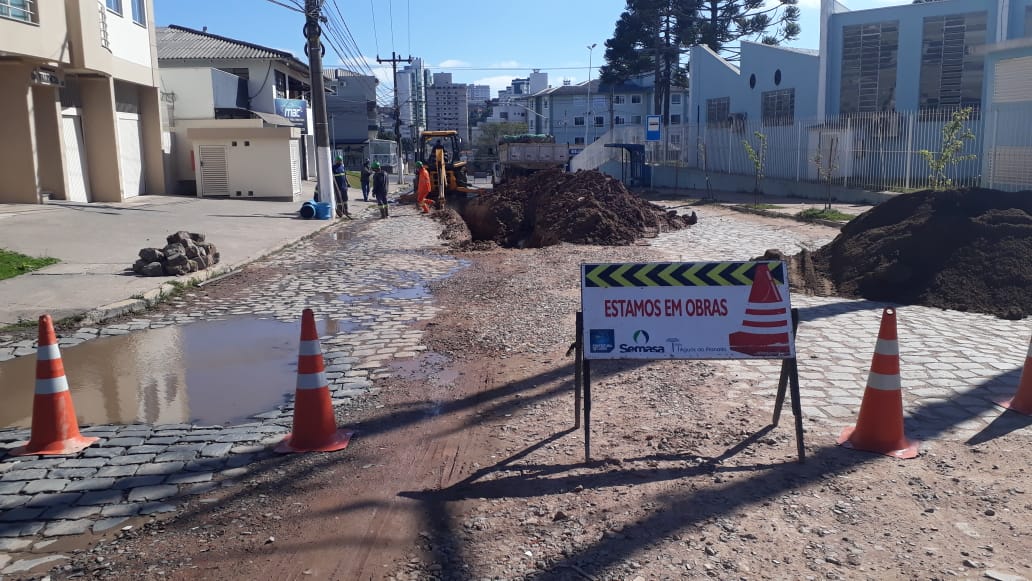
[64,478,116,493]
[93,517,128,533]
[0,507,44,522]
[47,468,97,479]
[127,485,178,502]
[76,489,124,506]
[165,471,213,485]
[42,519,93,537]
[154,450,198,463]
[95,465,138,478]
[57,458,106,469]
[26,492,82,507]
[23,479,70,494]
[112,475,165,490]
[200,443,233,458]
[42,505,99,520]
[138,502,178,515]
[1,469,47,481]
[100,503,139,517]
[108,454,156,466]
[0,520,45,537]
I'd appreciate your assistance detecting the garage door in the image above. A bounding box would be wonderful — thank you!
[61,115,90,203]
[117,113,144,198]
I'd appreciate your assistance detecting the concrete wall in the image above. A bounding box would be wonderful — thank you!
[0,1,70,63]
[0,63,41,204]
[105,0,153,69]
[79,77,123,203]
[160,68,215,119]
[601,161,895,205]
[171,119,262,188]
[32,85,66,201]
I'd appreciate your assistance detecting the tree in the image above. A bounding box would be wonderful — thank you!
[918,107,977,191]
[742,130,767,205]
[697,1,801,57]
[811,135,839,210]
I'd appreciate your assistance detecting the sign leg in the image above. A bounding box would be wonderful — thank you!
[772,359,790,426]
[575,312,583,429]
[788,358,805,462]
[584,359,592,463]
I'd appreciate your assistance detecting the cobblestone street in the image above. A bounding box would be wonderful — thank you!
[1,200,1030,574]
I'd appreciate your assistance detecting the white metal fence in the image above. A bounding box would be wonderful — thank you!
[573,109,1032,193]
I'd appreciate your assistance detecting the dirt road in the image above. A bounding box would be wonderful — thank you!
[43,209,1032,581]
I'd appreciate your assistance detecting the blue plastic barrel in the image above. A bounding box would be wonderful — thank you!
[299,200,317,219]
[315,202,332,220]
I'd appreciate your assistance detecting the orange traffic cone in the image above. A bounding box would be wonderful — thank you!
[728,263,792,357]
[999,333,1032,415]
[837,307,919,459]
[275,308,353,453]
[12,315,98,456]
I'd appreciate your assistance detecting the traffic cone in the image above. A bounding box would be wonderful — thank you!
[11,315,98,456]
[728,263,792,357]
[275,308,353,453]
[837,308,919,459]
[999,333,1032,415]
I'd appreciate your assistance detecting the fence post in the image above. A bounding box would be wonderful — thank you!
[843,117,851,189]
[989,109,999,190]
[904,111,915,190]
[796,122,803,182]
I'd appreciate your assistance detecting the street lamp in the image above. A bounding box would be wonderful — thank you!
[585,43,596,147]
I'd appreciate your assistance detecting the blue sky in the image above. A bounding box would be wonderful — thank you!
[154,0,909,101]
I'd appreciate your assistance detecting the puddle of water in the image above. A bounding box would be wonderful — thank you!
[338,284,430,303]
[0,318,320,428]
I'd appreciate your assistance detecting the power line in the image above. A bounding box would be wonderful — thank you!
[264,0,303,13]
[387,0,396,53]
[369,0,380,55]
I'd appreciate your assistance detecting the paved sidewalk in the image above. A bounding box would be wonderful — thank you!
[0,183,408,327]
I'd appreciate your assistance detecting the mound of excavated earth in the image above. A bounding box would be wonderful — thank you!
[459,169,689,248]
[812,188,1032,319]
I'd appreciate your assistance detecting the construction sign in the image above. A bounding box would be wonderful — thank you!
[580,261,795,360]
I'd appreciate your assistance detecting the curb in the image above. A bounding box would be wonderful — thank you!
[723,204,847,229]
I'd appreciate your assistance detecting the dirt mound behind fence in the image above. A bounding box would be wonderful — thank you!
[459,169,688,248]
[812,188,1032,319]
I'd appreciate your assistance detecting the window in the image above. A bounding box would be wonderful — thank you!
[762,89,795,125]
[106,0,122,14]
[670,134,681,145]
[615,116,626,125]
[132,0,145,25]
[573,116,585,126]
[274,70,287,99]
[706,97,730,126]
[543,101,549,109]
[500,112,509,120]
[840,21,899,113]
[631,115,642,124]
[671,94,682,105]
[919,12,987,112]
[670,114,682,125]
[0,0,37,23]
[574,137,585,145]
[613,95,626,104]
[631,95,642,104]
[593,116,604,127]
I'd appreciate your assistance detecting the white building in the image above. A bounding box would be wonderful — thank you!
[426,72,470,143]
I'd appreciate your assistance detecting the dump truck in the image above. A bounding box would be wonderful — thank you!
[492,135,570,185]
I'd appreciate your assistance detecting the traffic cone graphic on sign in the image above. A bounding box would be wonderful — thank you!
[275,308,353,453]
[728,263,792,357]
[837,308,919,459]
[999,333,1032,415]
[12,315,98,456]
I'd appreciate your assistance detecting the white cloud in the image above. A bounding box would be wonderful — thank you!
[490,60,523,69]
[472,75,518,97]
[438,59,471,68]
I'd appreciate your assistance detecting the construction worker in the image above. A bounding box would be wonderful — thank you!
[332,156,351,219]
[415,161,432,214]
[359,160,372,202]
[371,161,389,218]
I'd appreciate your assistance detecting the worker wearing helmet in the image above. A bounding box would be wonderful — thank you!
[415,161,432,214]
[332,156,351,219]
[371,161,389,218]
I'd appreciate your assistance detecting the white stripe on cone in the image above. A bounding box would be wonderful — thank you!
[298,340,322,356]
[740,313,788,324]
[37,344,61,360]
[738,326,790,335]
[874,338,899,356]
[866,370,901,391]
[35,376,70,395]
[296,372,328,390]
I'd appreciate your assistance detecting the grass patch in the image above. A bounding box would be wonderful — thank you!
[796,207,855,222]
[740,203,782,210]
[0,249,58,281]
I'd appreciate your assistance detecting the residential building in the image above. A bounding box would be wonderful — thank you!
[486,72,551,129]
[426,72,470,144]
[468,84,490,104]
[0,0,165,204]
[325,68,379,166]
[396,57,426,145]
[156,25,311,198]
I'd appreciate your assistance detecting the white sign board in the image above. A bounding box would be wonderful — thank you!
[645,115,661,142]
[581,261,795,360]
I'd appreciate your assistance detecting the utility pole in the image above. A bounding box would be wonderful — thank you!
[377,51,412,184]
[304,0,333,216]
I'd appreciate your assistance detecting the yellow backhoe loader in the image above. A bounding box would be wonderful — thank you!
[416,130,481,209]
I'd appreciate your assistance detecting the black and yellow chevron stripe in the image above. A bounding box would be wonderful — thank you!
[582,261,785,288]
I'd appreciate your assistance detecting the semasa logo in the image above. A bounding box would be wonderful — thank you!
[620,329,664,354]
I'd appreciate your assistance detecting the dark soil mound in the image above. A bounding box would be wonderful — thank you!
[812,188,1032,319]
[460,169,689,248]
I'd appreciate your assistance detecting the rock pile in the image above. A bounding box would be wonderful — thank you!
[132,231,220,277]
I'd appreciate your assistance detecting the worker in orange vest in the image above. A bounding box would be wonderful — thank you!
[415,161,432,214]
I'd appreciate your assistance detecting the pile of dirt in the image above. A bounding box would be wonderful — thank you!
[812,188,1032,319]
[459,169,690,248]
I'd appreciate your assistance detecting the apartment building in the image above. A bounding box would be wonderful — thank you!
[426,72,469,143]
[0,0,164,204]
[396,57,427,143]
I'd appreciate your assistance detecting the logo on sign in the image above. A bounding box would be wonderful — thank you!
[589,329,615,353]
[620,329,665,354]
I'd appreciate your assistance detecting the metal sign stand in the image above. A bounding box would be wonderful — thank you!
[573,308,805,463]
